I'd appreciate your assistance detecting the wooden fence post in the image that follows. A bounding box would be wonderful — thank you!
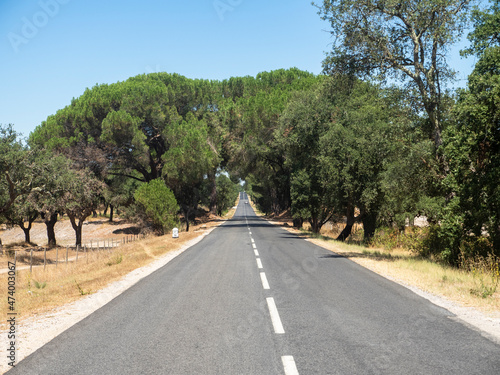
[44,248,47,271]
[66,246,69,264]
[30,249,33,274]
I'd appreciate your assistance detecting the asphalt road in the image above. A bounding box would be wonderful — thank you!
[8,193,500,374]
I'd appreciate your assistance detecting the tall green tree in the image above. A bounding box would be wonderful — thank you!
[163,113,220,230]
[215,174,240,216]
[4,197,38,244]
[278,85,335,233]
[30,73,222,231]
[441,0,500,260]
[222,69,319,214]
[319,79,394,241]
[316,0,474,171]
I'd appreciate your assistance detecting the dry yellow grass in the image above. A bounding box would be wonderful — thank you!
[0,221,222,329]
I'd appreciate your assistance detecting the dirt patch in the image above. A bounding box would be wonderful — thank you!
[0,218,140,270]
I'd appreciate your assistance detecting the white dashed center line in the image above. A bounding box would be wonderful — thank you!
[256,258,263,269]
[266,297,285,334]
[260,272,270,290]
[244,205,299,373]
[282,356,299,375]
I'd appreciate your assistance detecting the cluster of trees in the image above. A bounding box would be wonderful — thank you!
[1,70,248,247]
[0,129,104,247]
[226,0,500,265]
[1,1,498,265]
[0,121,241,246]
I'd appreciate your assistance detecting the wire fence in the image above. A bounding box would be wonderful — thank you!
[1,233,147,274]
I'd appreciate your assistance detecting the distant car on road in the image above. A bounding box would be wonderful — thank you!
[245,201,248,204]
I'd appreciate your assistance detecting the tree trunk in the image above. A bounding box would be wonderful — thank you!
[309,216,322,234]
[45,213,58,248]
[68,215,83,246]
[182,206,191,232]
[362,212,377,242]
[337,204,355,241]
[109,205,114,222]
[293,218,303,229]
[75,225,82,247]
[22,227,30,243]
[103,204,108,216]
[209,171,217,214]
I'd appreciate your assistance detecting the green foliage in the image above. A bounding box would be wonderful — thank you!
[462,0,500,57]
[319,79,395,240]
[278,84,334,232]
[316,0,473,169]
[0,124,30,217]
[33,280,47,289]
[215,174,239,216]
[134,179,179,234]
[435,1,500,263]
[106,254,123,266]
[74,280,91,296]
[222,69,321,214]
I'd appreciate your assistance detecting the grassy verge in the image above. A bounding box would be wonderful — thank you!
[0,221,223,329]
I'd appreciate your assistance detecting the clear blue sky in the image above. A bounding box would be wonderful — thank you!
[1,0,477,138]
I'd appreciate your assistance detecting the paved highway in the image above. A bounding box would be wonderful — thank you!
[8,193,500,374]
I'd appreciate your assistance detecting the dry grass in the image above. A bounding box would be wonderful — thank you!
[0,220,223,329]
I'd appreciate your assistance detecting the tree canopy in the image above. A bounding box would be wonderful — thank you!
[316,0,475,172]
[2,23,498,267]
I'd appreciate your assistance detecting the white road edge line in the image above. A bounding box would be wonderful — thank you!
[256,258,263,269]
[252,243,257,249]
[282,356,299,375]
[266,297,285,334]
[254,250,259,256]
[251,238,255,243]
[260,272,270,290]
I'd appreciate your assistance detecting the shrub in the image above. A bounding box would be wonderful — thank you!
[370,227,426,252]
[134,179,179,235]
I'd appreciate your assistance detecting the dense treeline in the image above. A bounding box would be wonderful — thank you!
[1,1,499,265]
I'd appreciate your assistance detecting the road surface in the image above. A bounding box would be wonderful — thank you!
[8,193,500,374]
